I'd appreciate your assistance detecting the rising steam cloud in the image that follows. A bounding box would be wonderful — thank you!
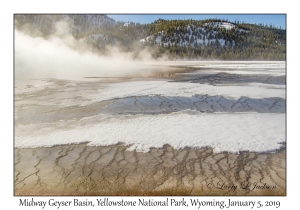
[15,20,168,81]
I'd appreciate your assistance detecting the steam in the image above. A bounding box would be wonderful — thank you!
[15,20,168,82]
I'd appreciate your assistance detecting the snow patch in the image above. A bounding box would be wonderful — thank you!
[204,22,236,30]
[15,112,285,153]
[81,80,285,106]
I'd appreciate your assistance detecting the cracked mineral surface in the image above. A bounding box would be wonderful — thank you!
[14,143,285,196]
[14,61,286,195]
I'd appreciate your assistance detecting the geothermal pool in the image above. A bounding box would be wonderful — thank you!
[14,61,286,195]
[14,61,286,153]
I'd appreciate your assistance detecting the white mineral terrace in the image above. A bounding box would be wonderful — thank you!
[14,61,286,195]
[14,61,286,153]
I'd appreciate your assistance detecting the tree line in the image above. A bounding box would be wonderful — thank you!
[14,15,286,60]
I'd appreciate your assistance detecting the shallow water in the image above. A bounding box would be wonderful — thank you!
[14,61,287,196]
[14,143,286,196]
[105,95,285,115]
[14,61,286,153]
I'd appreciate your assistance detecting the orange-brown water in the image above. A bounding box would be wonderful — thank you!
[14,143,285,196]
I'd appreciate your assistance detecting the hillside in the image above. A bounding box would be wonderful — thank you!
[14,14,116,36]
[14,15,286,60]
[139,18,285,60]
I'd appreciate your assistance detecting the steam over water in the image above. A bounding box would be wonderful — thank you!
[15,21,175,82]
[14,21,286,153]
